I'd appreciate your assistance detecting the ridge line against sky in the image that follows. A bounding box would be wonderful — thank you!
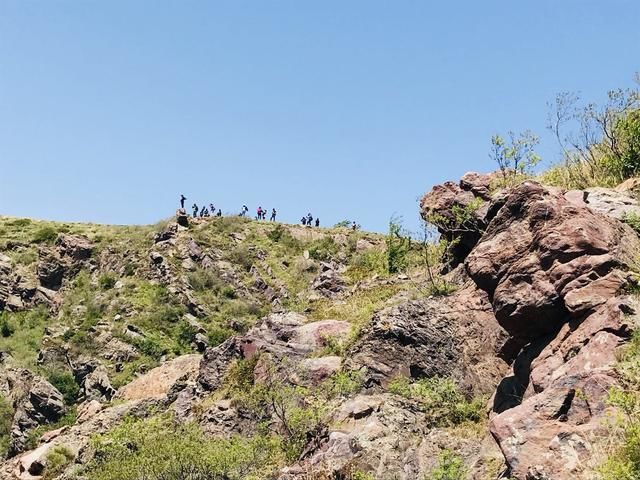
[1,0,639,232]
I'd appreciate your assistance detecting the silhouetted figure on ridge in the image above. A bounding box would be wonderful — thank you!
[180,194,187,209]
[301,216,307,226]
[192,204,199,218]
[217,209,222,217]
[315,218,320,227]
[270,208,277,221]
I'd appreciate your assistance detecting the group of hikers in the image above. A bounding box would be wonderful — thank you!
[240,205,277,221]
[180,195,334,227]
[180,195,222,218]
[300,213,320,227]
[179,194,358,230]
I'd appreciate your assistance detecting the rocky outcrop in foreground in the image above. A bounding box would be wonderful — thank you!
[422,175,640,479]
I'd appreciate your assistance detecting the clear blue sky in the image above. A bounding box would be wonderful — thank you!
[1,1,639,232]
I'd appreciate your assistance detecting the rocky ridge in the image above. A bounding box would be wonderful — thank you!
[0,174,639,479]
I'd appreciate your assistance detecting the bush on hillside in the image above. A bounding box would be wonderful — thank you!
[388,376,484,427]
[542,87,640,189]
[46,370,80,405]
[32,226,58,244]
[84,415,284,480]
[490,130,541,187]
[598,330,640,479]
[427,449,468,480]
[0,395,14,457]
[98,272,118,290]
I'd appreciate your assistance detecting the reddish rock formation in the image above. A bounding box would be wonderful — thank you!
[423,174,640,479]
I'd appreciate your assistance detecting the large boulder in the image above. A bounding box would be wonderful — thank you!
[489,297,637,479]
[0,369,66,457]
[465,181,638,343]
[345,282,508,395]
[36,234,94,291]
[420,172,497,266]
[117,354,201,402]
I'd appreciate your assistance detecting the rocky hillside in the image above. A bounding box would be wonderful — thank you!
[1,175,640,480]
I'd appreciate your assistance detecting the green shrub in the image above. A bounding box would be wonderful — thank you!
[625,212,640,236]
[43,445,75,479]
[187,268,224,292]
[387,217,410,274]
[598,330,640,479]
[307,237,339,262]
[347,249,387,281]
[325,370,363,397]
[427,449,467,480]
[177,321,198,346]
[136,335,168,361]
[0,395,14,457]
[226,358,327,461]
[85,416,284,480]
[267,224,302,251]
[226,245,257,272]
[0,315,14,338]
[207,324,234,347]
[32,226,58,244]
[221,286,237,299]
[46,370,80,405]
[388,376,484,427]
[0,307,48,368]
[98,272,117,290]
[267,224,286,242]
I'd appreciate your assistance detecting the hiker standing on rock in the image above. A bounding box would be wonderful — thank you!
[270,208,277,221]
[352,221,357,231]
[192,204,199,218]
[217,209,222,217]
[315,218,320,227]
[257,206,263,220]
[180,194,187,209]
[240,205,249,217]
[307,213,313,226]
[301,216,307,226]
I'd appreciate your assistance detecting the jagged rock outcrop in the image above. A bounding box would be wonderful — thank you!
[0,368,66,457]
[36,234,94,291]
[198,312,351,391]
[420,171,497,265]
[345,282,508,395]
[423,174,640,479]
[0,253,55,312]
[279,394,505,480]
[465,181,637,343]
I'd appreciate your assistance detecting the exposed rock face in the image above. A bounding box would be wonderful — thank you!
[117,354,201,401]
[198,313,351,391]
[424,174,640,479]
[465,181,637,344]
[345,283,508,394]
[490,297,636,479]
[311,263,346,297]
[420,172,496,265]
[36,234,94,291]
[0,369,66,457]
[279,394,505,480]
